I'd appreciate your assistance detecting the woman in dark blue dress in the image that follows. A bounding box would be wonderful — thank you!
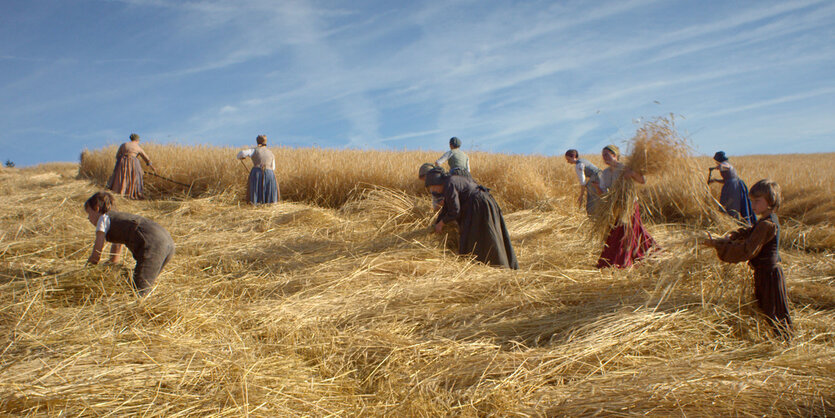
[709,151,755,225]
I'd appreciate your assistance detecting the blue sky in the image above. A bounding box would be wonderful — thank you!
[2,0,833,167]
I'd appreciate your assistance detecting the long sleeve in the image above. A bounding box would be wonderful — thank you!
[115,143,126,159]
[575,162,586,185]
[136,146,151,165]
[435,150,453,167]
[237,148,255,159]
[714,220,777,263]
[441,183,461,223]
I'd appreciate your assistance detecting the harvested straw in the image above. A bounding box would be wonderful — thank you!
[2,149,833,416]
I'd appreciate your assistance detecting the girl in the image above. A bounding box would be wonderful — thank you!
[85,191,175,296]
[107,133,154,200]
[424,170,518,269]
[703,179,792,338]
[595,145,656,268]
[709,151,755,225]
[237,135,279,204]
[564,149,602,215]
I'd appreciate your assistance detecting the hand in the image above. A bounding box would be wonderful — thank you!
[87,255,99,265]
[434,221,444,234]
[109,255,121,264]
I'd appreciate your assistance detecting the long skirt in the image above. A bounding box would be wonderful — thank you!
[130,222,175,297]
[247,167,278,204]
[107,155,144,199]
[458,190,518,269]
[585,187,600,216]
[597,205,656,268]
[720,179,755,225]
[752,264,792,338]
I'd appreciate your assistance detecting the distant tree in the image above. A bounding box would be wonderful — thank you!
[5,160,14,168]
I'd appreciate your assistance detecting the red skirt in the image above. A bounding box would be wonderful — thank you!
[597,205,656,268]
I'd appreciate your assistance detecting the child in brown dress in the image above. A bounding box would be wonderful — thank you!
[85,191,175,296]
[703,179,792,338]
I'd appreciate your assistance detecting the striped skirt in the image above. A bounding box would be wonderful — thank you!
[107,155,144,199]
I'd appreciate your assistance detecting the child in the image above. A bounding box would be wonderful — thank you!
[564,149,602,215]
[435,137,471,177]
[85,191,175,296]
[418,163,444,210]
[703,179,792,338]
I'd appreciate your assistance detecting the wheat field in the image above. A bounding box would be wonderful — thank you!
[1,142,834,415]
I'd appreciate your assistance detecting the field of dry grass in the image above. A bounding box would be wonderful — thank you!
[1,144,834,415]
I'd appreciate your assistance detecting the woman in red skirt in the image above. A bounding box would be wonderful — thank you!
[593,145,656,268]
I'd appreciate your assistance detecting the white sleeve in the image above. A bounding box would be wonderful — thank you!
[575,162,586,185]
[269,158,275,171]
[435,150,452,166]
[237,148,255,159]
[96,214,111,234]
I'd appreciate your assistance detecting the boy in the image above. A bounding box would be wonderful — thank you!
[435,137,470,177]
[703,179,792,338]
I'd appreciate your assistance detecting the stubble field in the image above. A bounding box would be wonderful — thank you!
[0,145,833,416]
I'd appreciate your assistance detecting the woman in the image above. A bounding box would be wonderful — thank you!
[709,151,755,225]
[237,135,279,204]
[594,145,656,269]
[424,169,518,269]
[107,133,154,199]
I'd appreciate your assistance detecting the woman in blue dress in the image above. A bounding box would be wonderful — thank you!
[709,151,755,225]
[237,135,279,204]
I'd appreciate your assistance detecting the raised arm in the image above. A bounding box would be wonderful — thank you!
[435,150,452,167]
[237,148,255,160]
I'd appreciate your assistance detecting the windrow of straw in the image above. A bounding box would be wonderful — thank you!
[1,164,833,415]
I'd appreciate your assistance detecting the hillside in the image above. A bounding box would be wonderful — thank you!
[1,157,833,416]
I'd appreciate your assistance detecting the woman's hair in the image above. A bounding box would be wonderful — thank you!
[565,149,579,158]
[256,135,267,145]
[129,133,140,141]
[713,151,728,162]
[85,191,115,214]
[603,144,620,158]
[749,179,781,210]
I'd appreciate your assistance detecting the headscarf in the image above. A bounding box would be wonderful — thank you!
[713,151,728,162]
[424,168,448,187]
[418,163,436,179]
[449,136,462,148]
[129,133,140,141]
[603,144,620,157]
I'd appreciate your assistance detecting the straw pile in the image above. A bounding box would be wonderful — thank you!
[2,141,834,415]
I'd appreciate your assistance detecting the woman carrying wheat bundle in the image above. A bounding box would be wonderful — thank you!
[237,134,279,204]
[592,144,657,268]
[106,133,155,199]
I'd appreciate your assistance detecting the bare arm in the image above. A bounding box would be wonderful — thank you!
[625,167,645,184]
[87,231,107,264]
[109,243,123,263]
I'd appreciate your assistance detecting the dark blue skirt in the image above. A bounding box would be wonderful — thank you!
[247,167,278,204]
